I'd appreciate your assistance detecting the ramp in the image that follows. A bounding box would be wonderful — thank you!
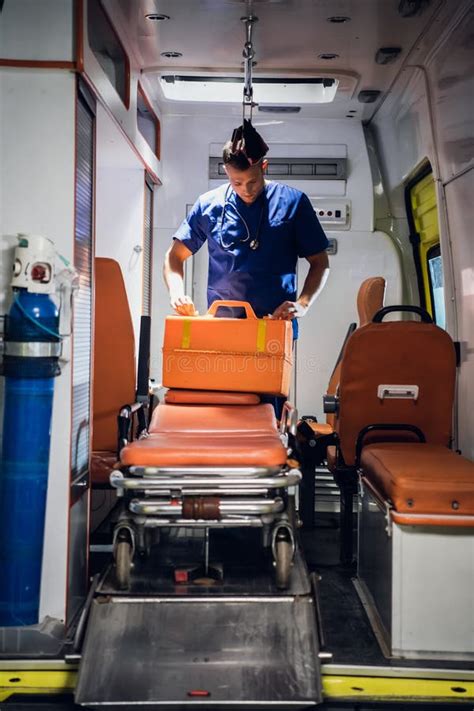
[75,593,322,709]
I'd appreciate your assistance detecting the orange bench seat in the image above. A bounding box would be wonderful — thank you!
[360,443,474,517]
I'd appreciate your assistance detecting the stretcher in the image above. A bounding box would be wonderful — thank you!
[110,389,302,590]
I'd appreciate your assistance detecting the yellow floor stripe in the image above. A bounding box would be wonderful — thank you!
[322,675,474,701]
[1,670,473,703]
[0,670,77,702]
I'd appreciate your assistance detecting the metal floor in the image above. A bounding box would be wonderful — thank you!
[301,514,474,672]
[2,511,473,708]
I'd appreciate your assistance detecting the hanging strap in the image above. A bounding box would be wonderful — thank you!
[241,14,258,123]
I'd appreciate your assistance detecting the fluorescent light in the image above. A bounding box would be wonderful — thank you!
[159,75,338,104]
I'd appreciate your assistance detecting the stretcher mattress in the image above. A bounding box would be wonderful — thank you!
[149,402,278,435]
[120,432,288,467]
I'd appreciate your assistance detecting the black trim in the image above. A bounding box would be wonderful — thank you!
[404,162,433,310]
[454,340,461,367]
[372,305,433,323]
[77,77,96,115]
[330,322,356,379]
[355,423,426,467]
[136,315,151,400]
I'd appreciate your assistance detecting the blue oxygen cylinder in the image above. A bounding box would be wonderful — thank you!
[0,289,60,626]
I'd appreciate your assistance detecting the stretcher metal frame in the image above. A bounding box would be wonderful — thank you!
[110,402,302,590]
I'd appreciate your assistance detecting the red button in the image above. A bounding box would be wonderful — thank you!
[174,569,188,583]
[187,690,210,697]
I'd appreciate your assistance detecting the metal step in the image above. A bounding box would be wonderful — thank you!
[75,588,322,708]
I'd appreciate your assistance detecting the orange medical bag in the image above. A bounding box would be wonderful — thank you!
[162,301,293,396]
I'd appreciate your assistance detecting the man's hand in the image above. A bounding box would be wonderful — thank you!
[171,294,197,316]
[272,300,308,320]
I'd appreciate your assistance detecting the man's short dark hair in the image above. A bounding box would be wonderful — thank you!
[222,141,252,170]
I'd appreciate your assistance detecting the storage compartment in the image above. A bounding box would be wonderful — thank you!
[357,480,474,661]
[162,301,293,396]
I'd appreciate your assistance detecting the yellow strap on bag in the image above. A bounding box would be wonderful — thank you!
[256,319,267,353]
[181,319,192,349]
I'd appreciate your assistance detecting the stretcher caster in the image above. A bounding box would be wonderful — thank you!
[273,525,295,590]
[114,528,134,590]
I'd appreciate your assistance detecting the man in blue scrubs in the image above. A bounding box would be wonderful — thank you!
[164,128,330,340]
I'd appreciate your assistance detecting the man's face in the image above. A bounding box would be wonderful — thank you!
[224,160,267,204]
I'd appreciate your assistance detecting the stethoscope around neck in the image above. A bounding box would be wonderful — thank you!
[218,184,265,251]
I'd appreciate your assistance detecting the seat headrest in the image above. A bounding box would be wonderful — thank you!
[357,277,386,326]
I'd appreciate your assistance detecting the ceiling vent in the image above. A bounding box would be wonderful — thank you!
[398,0,431,17]
[375,47,402,65]
[358,90,381,104]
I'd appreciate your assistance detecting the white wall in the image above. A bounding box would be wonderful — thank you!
[372,2,474,457]
[151,114,402,418]
[95,104,146,351]
[0,0,74,61]
[0,68,76,621]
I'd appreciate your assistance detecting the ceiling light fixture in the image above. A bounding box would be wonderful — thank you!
[327,16,351,23]
[258,105,301,113]
[160,51,183,58]
[145,13,170,21]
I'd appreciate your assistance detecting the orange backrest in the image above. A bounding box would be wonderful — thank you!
[335,319,456,465]
[92,258,136,451]
[356,277,386,326]
[326,277,386,427]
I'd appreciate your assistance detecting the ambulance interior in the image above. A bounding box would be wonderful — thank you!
[0,0,473,708]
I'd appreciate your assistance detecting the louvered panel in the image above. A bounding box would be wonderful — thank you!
[71,97,94,480]
[142,181,153,316]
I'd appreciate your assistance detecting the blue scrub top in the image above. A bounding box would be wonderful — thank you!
[174,181,329,337]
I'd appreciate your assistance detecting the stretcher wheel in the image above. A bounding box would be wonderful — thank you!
[115,540,132,590]
[275,538,293,590]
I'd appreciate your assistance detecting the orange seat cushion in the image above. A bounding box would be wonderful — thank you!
[164,389,260,405]
[120,432,287,467]
[149,402,277,435]
[306,421,334,437]
[361,443,474,515]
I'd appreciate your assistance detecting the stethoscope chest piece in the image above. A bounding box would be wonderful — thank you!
[249,239,259,250]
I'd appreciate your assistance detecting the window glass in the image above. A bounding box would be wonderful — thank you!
[428,245,445,329]
[137,86,160,158]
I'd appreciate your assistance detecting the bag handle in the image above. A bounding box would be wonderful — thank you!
[207,300,257,319]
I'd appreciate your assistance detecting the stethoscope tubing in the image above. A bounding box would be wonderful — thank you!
[218,184,264,251]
